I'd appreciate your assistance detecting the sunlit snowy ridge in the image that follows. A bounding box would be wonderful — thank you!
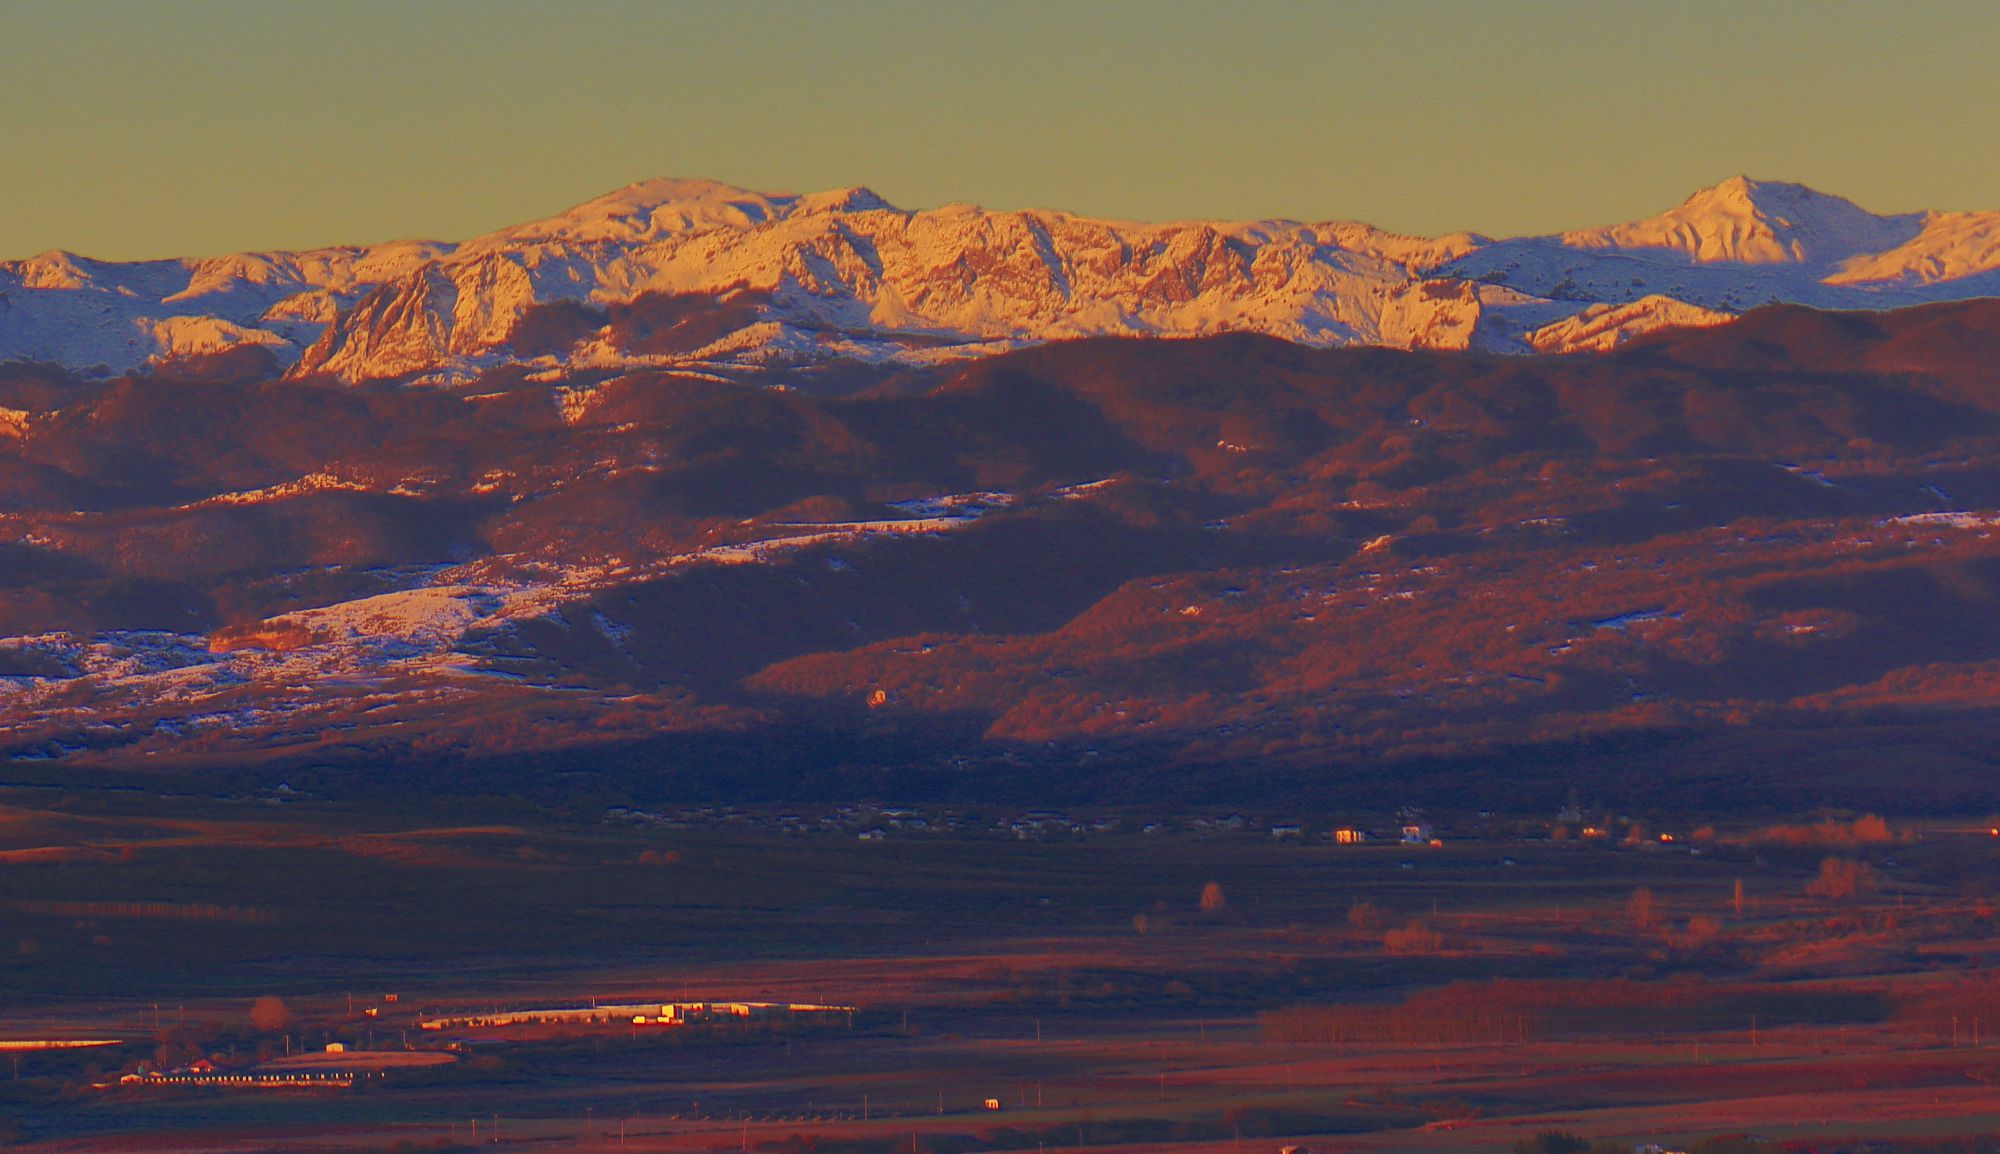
[10,177,2000,383]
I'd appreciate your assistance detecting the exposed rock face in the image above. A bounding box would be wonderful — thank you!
[207,620,319,654]
[294,265,462,380]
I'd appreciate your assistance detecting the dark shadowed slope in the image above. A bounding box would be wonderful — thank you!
[10,303,2000,810]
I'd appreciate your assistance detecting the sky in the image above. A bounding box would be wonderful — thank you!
[4,0,1999,260]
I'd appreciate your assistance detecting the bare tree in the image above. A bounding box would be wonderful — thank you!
[1627,887,1655,930]
[1382,921,1443,955]
[1806,857,1875,900]
[249,996,292,1033]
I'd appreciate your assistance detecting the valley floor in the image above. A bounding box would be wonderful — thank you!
[1,791,1998,1152]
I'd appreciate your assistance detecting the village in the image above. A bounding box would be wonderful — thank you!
[104,996,858,1091]
[599,800,1712,850]
[417,999,855,1032]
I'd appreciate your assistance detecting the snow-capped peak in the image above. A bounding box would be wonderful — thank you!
[12,250,97,290]
[478,177,798,247]
[1561,175,1925,266]
[792,186,897,215]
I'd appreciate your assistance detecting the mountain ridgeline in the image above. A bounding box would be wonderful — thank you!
[9,298,2000,809]
[14,176,2000,387]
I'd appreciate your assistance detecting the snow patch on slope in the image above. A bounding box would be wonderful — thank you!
[144,316,291,360]
[1527,296,1737,353]
[1829,211,2000,287]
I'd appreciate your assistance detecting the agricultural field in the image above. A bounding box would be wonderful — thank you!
[2,786,2000,1152]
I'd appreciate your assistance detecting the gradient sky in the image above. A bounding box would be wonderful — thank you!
[5,0,1999,260]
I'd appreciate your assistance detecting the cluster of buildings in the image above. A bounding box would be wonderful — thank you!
[418,1000,854,1032]
[604,802,1461,844]
[116,1058,376,1089]
[603,802,1703,850]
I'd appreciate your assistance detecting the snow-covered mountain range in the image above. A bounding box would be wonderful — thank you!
[8,176,2000,382]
